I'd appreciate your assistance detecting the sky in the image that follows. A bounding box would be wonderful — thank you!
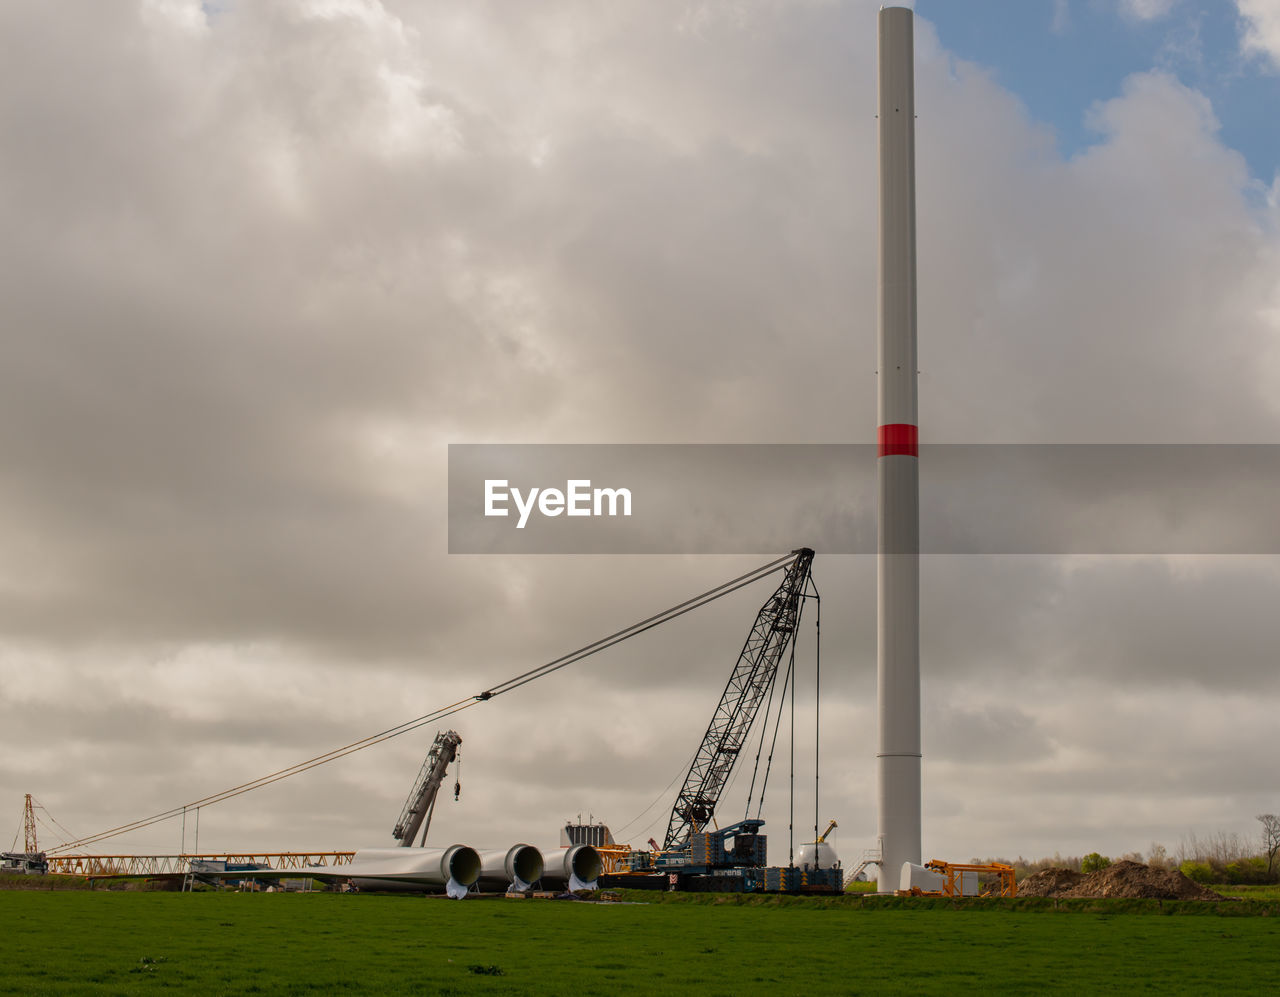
[920,0,1280,183]
[3,0,1280,874]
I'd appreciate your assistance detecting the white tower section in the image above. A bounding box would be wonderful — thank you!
[875,5,921,891]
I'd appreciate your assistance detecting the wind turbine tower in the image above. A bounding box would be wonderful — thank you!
[875,4,922,892]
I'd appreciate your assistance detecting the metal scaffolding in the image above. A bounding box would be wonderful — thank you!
[45,852,356,877]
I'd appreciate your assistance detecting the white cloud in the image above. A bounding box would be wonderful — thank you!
[1117,0,1177,21]
[1052,0,1071,34]
[140,0,207,34]
[1237,0,1280,68]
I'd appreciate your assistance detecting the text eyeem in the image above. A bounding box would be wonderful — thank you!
[484,479,632,529]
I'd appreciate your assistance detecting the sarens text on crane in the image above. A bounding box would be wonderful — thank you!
[484,479,632,529]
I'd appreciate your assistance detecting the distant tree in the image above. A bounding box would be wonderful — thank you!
[1081,852,1111,874]
[1258,815,1280,876]
[1225,858,1269,885]
[1147,842,1169,871]
[1180,860,1214,884]
[1178,830,1247,867]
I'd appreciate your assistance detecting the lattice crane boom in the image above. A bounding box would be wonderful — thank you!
[663,548,815,850]
[23,794,38,854]
[392,730,461,847]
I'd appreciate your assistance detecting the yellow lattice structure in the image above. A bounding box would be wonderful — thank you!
[592,845,635,875]
[46,852,356,877]
[923,860,1017,898]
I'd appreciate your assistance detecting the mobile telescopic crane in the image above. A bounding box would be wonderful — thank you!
[392,730,462,847]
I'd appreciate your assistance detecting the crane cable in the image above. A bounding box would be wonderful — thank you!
[610,741,703,840]
[475,552,797,698]
[50,552,798,854]
[34,800,81,849]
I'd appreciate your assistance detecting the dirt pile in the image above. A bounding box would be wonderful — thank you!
[1017,860,1220,901]
[1017,867,1085,897]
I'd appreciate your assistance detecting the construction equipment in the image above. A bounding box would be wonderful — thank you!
[897,860,1017,899]
[764,819,843,893]
[598,548,819,892]
[764,864,842,892]
[689,819,768,871]
[557,820,633,876]
[605,819,772,891]
[664,547,816,850]
[796,819,840,873]
[48,852,354,878]
[392,730,462,847]
[666,819,771,892]
[639,819,839,894]
[1,851,48,875]
[23,794,37,854]
[2,795,46,875]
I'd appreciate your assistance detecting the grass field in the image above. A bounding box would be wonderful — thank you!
[3,889,1280,995]
[1211,883,1280,900]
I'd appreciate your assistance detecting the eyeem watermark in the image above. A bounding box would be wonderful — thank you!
[451,443,1280,553]
[484,479,632,529]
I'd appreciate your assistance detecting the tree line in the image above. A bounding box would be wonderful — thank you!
[982,814,1280,885]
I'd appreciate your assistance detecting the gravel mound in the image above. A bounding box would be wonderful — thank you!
[1018,860,1220,901]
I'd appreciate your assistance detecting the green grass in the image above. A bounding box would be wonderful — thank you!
[0,873,94,891]
[0,874,172,892]
[1211,883,1280,900]
[2,890,1280,995]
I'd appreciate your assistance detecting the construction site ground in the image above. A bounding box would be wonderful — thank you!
[1017,860,1223,901]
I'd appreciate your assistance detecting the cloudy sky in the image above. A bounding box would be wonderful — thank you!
[4,0,1280,871]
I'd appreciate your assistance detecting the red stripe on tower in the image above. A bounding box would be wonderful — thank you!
[877,423,918,457]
